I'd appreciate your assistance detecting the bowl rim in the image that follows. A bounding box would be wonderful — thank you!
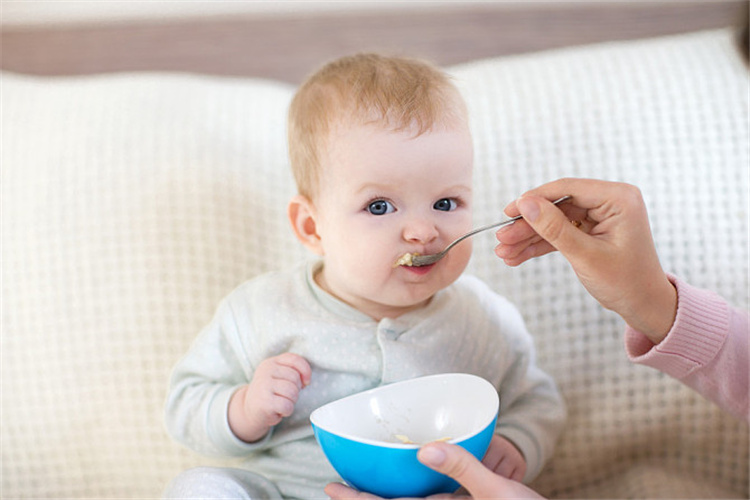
[309,373,500,449]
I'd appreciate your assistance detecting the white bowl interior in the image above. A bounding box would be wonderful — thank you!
[311,373,499,446]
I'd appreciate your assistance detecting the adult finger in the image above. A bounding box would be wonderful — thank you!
[418,443,543,499]
[520,178,627,210]
[514,195,592,258]
[324,483,383,500]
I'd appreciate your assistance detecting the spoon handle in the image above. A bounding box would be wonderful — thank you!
[410,195,571,266]
[448,195,571,249]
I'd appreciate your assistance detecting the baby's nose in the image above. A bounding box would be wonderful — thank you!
[402,218,439,244]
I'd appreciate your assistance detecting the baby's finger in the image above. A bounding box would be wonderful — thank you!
[490,456,520,482]
[508,465,525,483]
[271,364,306,390]
[275,352,313,387]
[273,378,304,404]
[268,395,296,420]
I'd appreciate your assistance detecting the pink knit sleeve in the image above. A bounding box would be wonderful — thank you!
[625,274,749,422]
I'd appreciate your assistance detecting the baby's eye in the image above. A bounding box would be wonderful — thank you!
[367,199,395,216]
[433,198,458,212]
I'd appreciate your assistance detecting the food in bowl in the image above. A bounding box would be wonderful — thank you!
[310,373,499,498]
[394,434,451,445]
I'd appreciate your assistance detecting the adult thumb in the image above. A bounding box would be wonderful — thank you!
[516,195,583,256]
[418,443,543,499]
[418,443,499,498]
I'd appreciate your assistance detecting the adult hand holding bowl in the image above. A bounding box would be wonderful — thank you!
[310,373,499,498]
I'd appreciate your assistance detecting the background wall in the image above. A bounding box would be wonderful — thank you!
[4,0,501,27]
[3,0,745,82]
[0,0,704,28]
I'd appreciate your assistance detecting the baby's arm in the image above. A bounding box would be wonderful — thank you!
[482,434,527,482]
[493,350,566,484]
[165,296,310,458]
[490,308,566,483]
[228,352,312,443]
[460,276,566,483]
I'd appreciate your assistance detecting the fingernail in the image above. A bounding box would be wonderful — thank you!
[418,445,447,466]
[517,197,540,222]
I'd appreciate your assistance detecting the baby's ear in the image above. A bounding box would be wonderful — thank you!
[288,194,324,255]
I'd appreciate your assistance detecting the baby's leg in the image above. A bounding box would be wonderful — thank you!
[163,466,283,500]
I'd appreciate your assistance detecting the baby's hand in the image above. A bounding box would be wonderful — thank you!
[228,352,312,443]
[481,435,527,482]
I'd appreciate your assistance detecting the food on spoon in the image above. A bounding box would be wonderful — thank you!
[393,252,419,267]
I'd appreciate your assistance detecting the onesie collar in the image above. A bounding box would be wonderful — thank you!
[305,259,375,323]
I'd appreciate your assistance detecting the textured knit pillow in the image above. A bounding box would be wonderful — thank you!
[1,73,302,496]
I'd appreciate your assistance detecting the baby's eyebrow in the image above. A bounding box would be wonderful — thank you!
[355,182,398,195]
[441,184,473,195]
[354,182,472,196]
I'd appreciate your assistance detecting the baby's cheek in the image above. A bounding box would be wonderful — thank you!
[449,240,473,271]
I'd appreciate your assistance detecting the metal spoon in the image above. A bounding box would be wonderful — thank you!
[398,195,572,267]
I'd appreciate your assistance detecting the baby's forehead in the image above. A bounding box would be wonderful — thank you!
[327,108,471,140]
[322,80,468,125]
[320,118,473,171]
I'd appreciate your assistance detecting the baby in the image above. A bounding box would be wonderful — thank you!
[163,53,566,499]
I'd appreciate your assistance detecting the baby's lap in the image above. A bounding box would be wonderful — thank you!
[163,467,283,500]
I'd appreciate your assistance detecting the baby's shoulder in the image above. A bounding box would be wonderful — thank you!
[222,263,307,308]
[451,275,530,337]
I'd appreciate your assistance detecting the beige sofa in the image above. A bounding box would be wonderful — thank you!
[2,28,748,498]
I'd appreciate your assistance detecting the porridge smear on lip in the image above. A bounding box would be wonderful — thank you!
[394,253,419,267]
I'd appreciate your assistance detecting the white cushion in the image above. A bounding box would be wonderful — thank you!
[2,29,747,498]
[2,73,302,496]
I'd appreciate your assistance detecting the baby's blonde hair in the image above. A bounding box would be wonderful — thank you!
[288,53,467,198]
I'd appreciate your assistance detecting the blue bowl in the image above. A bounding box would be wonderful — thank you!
[310,373,499,498]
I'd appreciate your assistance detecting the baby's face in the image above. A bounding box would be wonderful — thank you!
[312,121,474,320]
